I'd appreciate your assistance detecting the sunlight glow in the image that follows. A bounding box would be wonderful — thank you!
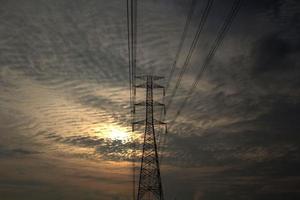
[110,127,129,141]
[92,123,141,143]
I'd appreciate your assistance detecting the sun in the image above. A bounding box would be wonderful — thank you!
[92,124,134,141]
[109,126,130,141]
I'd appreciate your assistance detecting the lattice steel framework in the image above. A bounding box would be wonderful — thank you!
[133,75,166,200]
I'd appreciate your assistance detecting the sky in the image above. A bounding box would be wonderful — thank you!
[0,0,300,199]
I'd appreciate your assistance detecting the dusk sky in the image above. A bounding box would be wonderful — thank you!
[0,0,300,199]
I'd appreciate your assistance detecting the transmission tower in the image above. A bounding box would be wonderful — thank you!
[132,75,167,200]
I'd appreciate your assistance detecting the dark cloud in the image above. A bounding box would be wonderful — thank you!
[0,180,46,188]
[163,98,300,169]
[251,33,299,74]
[0,147,40,158]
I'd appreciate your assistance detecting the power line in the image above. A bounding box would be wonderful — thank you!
[166,0,214,112]
[159,0,243,164]
[127,0,135,199]
[131,0,137,87]
[165,0,197,91]
[159,0,214,164]
[127,0,133,113]
[132,1,138,199]
[172,0,243,123]
[127,0,138,199]
[158,0,198,151]
[157,0,199,150]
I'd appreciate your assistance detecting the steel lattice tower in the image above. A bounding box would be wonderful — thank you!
[133,75,166,200]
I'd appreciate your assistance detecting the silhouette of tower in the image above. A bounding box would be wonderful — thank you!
[133,75,167,200]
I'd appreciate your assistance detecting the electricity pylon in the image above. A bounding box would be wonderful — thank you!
[132,75,167,200]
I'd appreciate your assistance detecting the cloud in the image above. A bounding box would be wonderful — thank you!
[0,0,300,199]
[0,147,40,158]
[39,131,141,162]
[251,33,299,74]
